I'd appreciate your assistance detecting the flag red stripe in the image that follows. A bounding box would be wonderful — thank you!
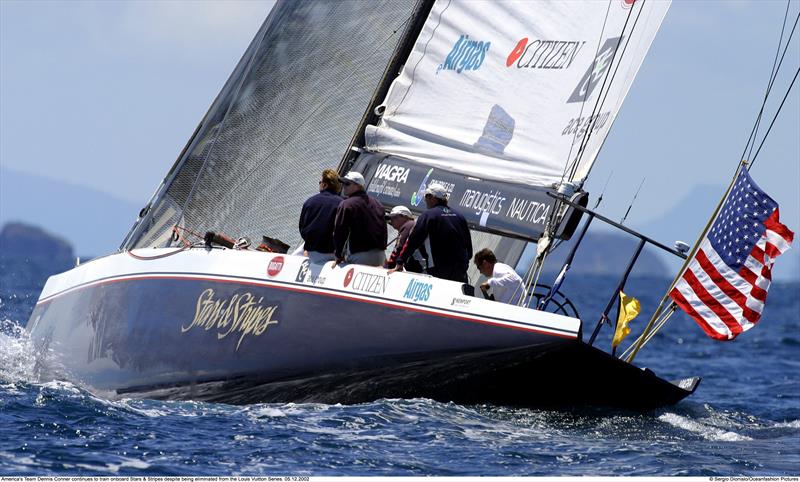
[695,250,760,323]
[764,209,795,243]
[761,264,772,282]
[738,266,768,301]
[740,266,757,284]
[751,245,765,264]
[764,241,781,260]
[682,269,743,335]
[750,279,768,301]
[670,288,731,341]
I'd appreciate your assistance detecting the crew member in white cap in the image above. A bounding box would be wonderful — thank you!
[332,171,388,267]
[389,183,472,283]
[385,205,427,273]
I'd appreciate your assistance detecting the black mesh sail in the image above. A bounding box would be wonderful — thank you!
[123,0,420,250]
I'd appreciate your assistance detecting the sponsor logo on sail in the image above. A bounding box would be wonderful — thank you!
[437,35,491,74]
[459,188,507,218]
[566,37,622,103]
[561,111,612,145]
[403,279,433,302]
[374,164,410,184]
[343,268,355,288]
[411,168,434,207]
[351,272,387,294]
[505,198,550,225]
[182,288,279,351]
[506,38,586,70]
[267,256,284,277]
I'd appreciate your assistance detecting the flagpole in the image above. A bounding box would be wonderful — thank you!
[625,159,749,363]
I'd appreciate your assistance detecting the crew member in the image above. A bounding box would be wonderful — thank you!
[385,205,426,273]
[474,248,525,305]
[333,171,388,266]
[389,183,472,283]
[298,168,342,264]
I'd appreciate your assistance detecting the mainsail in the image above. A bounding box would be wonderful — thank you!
[122,0,424,250]
[364,0,671,189]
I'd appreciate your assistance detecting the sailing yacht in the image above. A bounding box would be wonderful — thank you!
[26,0,701,410]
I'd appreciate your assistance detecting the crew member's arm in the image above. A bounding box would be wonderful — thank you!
[298,201,310,241]
[395,212,429,268]
[332,203,350,264]
[386,222,411,268]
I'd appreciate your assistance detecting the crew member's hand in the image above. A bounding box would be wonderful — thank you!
[480,282,490,292]
[387,264,404,275]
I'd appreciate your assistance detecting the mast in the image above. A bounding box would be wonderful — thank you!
[338,0,436,174]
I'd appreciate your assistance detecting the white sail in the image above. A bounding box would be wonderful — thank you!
[365,0,670,188]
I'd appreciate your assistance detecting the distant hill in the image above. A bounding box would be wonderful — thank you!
[636,183,799,281]
[519,230,670,279]
[0,167,141,257]
[0,222,75,290]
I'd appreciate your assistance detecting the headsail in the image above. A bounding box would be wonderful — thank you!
[365,0,671,188]
[122,0,424,250]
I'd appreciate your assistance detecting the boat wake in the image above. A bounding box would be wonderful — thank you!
[658,412,753,441]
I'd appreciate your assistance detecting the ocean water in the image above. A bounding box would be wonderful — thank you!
[1,267,798,476]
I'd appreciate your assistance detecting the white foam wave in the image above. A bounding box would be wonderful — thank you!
[659,412,752,441]
[773,419,800,428]
[0,319,38,384]
[70,457,151,473]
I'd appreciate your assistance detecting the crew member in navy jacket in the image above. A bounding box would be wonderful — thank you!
[389,183,472,283]
[298,168,342,264]
[333,171,388,267]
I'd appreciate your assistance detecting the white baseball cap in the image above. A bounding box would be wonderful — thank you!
[424,183,448,200]
[388,205,413,218]
[340,171,366,188]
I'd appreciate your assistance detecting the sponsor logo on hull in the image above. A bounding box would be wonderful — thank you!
[403,279,432,302]
[267,256,284,277]
[343,268,355,288]
[451,297,473,307]
[182,288,279,351]
[350,272,387,295]
[296,259,326,285]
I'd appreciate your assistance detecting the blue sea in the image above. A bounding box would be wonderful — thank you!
[1,265,798,476]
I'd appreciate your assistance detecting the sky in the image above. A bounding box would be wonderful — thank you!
[1,0,798,275]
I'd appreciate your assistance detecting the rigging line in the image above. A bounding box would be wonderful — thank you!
[593,171,613,209]
[569,0,647,184]
[201,13,414,210]
[746,0,793,162]
[545,0,619,254]
[749,64,800,169]
[620,177,645,225]
[559,0,615,183]
[740,8,800,163]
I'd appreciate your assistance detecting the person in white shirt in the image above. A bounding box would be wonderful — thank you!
[474,248,525,305]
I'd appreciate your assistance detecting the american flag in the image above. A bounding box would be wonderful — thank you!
[670,168,794,340]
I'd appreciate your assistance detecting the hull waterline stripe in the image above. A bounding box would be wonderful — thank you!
[35,272,577,339]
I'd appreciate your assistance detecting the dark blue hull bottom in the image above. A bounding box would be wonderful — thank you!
[28,274,697,411]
